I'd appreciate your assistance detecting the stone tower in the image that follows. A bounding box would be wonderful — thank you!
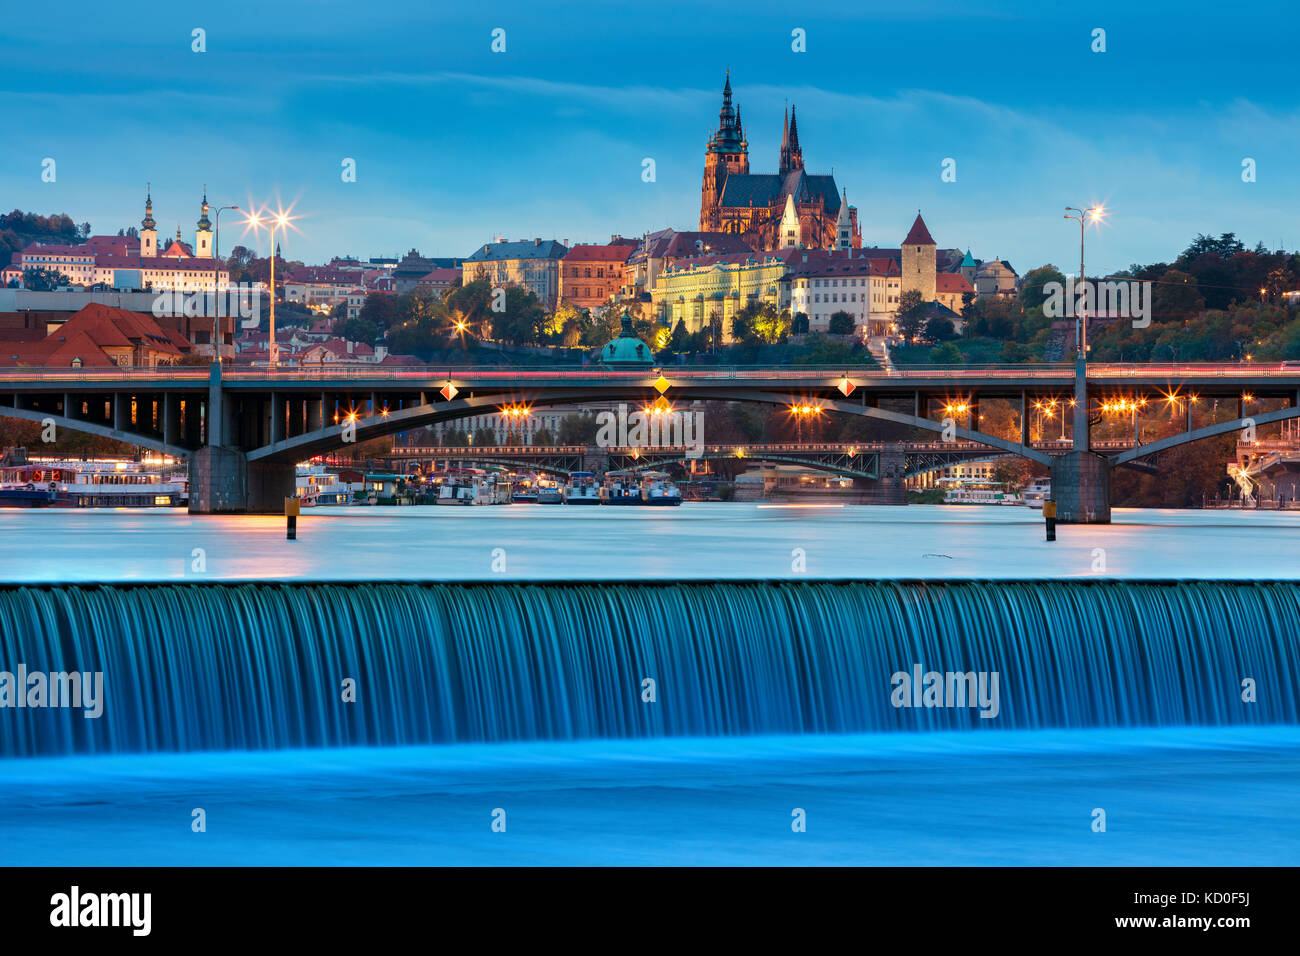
[901,212,937,302]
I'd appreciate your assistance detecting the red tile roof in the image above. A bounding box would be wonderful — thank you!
[903,214,935,246]
[20,243,94,258]
[936,272,974,294]
[563,244,635,262]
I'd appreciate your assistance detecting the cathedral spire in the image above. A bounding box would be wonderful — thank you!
[707,70,745,156]
[779,104,803,175]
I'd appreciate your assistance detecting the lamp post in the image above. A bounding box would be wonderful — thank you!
[1064,204,1105,451]
[212,204,239,363]
[1063,205,1104,360]
[266,215,289,367]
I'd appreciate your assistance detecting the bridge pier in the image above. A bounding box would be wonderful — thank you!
[1050,451,1110,523]
[189,446,295,514]
[863,448,908,505]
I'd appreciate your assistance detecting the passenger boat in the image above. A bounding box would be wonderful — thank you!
[600,470,643,505]
[535,477,564,505]
[942,486,1022,505]
[479,474,513,505]
[511,476,539,504]
[0,465,69,507]
[1,460,185,508]
[563,471,601,505]
[639,470,683,506]
[436,469,480,505]
[295,464,359,506]
[1021,478,1051,509]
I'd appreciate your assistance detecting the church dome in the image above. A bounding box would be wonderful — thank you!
[599,312,654,367]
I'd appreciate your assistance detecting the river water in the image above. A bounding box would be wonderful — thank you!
[1,505,1297,866]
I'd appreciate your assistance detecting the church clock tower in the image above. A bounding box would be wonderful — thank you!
[140,185,157,258]
[196,188,213,259]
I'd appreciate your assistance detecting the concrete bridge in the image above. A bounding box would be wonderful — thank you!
[2,359,1298,522]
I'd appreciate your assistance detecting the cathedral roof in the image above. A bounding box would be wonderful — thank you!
[718,171,842,212]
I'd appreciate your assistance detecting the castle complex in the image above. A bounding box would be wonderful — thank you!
[698,73,861,254]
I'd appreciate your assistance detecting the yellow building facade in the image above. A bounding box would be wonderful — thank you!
[651,252,790,341]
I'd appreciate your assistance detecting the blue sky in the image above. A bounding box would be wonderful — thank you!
[2,0,1296,275]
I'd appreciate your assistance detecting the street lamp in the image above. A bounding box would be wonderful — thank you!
[241,204,298,367]
[212,204,239,363]
[1063,204,1105,359]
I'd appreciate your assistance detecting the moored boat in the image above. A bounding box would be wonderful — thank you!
[639,470,683,506]
[536,477,564,504]
[601,470,642,505]
[2,460,184,508]
[564,471,601,505]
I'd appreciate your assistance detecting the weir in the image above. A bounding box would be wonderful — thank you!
[2,580,1297,757]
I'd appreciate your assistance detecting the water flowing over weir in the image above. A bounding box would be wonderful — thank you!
[1,580,1298,756]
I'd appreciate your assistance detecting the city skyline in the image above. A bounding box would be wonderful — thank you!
[2,1,1298,274]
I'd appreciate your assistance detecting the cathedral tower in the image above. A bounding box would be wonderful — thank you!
[699,71,749,231]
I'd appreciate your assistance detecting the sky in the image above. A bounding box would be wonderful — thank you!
[1,0,1297,276]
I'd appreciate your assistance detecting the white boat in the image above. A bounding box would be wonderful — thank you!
[1022,478,1051,509]
[638,471,683,506]
[3,459,185,508]
[436,470,480,505]
[942,487,1022,505]
[295,464,358,506]
[564,472,601,505]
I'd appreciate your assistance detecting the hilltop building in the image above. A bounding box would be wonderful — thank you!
[698,73,860,253]
[462,238,569,311]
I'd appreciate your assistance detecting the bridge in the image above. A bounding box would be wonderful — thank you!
[2,360,1297,521]
[388,440,1137,482]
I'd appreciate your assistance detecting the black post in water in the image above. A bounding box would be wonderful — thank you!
[286,497,299,540]
[1043,500,1057,541]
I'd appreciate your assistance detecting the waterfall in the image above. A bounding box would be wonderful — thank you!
[2,581,1297,756]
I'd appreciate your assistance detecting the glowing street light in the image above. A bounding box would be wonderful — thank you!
[241,202,301,367]
[1064,203,1105,361]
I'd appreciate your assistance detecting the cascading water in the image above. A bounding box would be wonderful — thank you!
[1,580,1297,757]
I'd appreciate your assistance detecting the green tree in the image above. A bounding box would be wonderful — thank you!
[930,341,962,363]
[896,289,926,341]
[925,316,956,341]
[1152,269,1205,322]
[22,266,72,290]
[828,311,855,336]
[558,412,600,444]
[491,286,548,345]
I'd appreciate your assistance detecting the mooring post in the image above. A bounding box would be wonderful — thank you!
[1043,499,1057,541]
[285,496,299,540]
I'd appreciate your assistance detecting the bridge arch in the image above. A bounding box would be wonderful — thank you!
[0,406,183,458]
[1108,406,1300,465]
[248,388,1056,466]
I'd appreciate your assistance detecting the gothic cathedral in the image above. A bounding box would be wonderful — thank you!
[698,73,860,253]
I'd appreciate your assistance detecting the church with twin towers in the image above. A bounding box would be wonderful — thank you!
[698,72,862,253]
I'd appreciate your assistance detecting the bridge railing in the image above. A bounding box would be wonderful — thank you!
[2,361,1296,384]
